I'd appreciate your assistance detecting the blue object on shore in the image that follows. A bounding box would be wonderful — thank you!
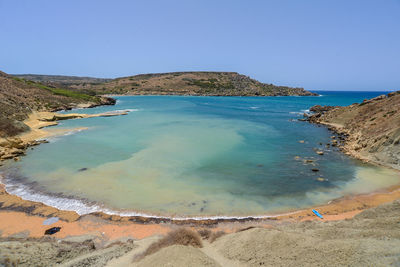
[43,217,59,225]
[312,209,324,219]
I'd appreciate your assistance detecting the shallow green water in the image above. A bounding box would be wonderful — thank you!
[2,92,399,217]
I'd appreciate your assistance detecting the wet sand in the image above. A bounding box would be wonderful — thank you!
[1,179,400,241]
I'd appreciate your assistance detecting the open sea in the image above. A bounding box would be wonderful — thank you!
[1,91,399,218]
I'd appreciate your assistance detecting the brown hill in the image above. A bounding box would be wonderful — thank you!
[0,71,114,137]
[15,72,317,96]
[306,91,400,169]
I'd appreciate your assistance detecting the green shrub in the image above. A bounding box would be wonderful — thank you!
[14,77,99,102]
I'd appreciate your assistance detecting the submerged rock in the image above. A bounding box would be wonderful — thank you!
[305,91,400,170]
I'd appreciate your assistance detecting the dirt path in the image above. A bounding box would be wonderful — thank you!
[106,236,161,267]
[201,241,243,267]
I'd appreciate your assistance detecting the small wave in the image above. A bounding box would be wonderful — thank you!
[290,109,311,116]
[0,171,293,220]
[289,112,304,115]
[113,109,140,113]
[249,107,259,110]
[62,128,86,136]
[45,137,60,143]
[45,128,87,143]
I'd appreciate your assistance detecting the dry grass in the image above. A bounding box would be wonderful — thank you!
[135,228,203,261]
[209,231,226,243]
[197,229,212,240]
[197,229,226,243]
[0,117,29,137]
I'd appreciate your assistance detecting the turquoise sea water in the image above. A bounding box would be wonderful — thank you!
[2,91,399,218]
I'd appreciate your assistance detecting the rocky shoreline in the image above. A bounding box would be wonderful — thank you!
[0,111,127,163]
[303,91,400,170]
[0,138,48,163]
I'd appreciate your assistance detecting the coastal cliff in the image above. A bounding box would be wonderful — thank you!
[0,71,115,138]
[306,91,400,170]
[14,72,318,96]
[0,70,116,162]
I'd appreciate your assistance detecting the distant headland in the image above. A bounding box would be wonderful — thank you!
[13,71,318,97]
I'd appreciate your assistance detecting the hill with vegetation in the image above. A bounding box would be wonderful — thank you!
[0,71,115,137]
[14,72,317,96]
[13,74,111,91]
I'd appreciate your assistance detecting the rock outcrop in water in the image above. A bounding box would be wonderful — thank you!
[0,138,47,162]
[14,72,318,97]
[305,91,400,170]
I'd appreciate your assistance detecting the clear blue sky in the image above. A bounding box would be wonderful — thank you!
[1,0,399,91]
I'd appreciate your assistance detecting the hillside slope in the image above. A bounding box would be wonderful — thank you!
[306,91,400,169]
[13,74,111,92]
[0,71,114,137]
[15,72,317,96]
